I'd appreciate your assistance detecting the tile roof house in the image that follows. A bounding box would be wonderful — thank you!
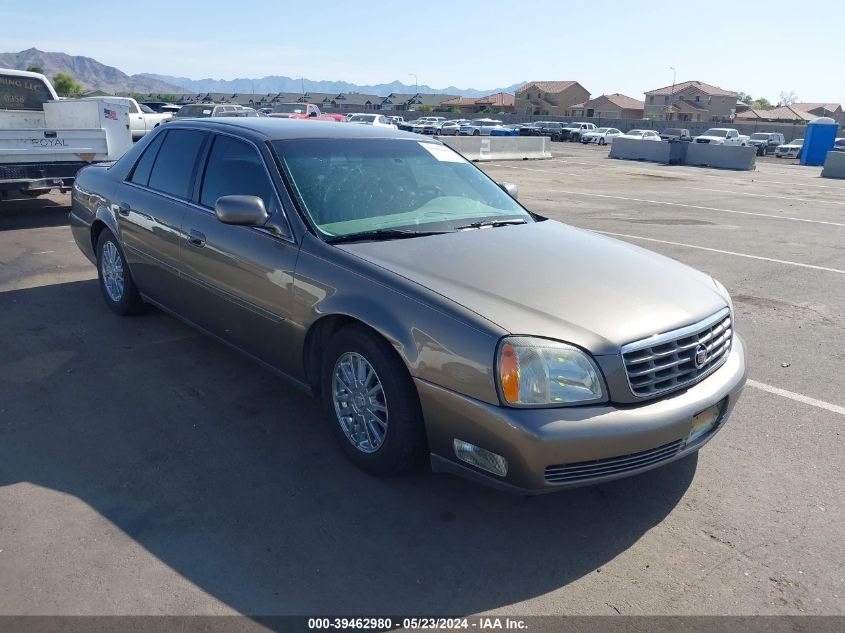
[439,91,515,114]
[793,102,843,123]
[644,80,737,122]
[734,105,816,123]
[515,81,590,117]
[378,93,458,111]
[567,93,644,119]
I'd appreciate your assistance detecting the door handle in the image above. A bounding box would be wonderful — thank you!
[117,202,131,216]
[188,230,206,247]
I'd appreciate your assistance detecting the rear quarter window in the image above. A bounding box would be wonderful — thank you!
[147,129,207,199]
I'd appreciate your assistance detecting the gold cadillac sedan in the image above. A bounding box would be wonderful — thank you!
[70,118,746,493]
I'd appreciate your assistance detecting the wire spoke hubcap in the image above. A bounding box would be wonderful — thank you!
[101,241,125,303]
[332,352,388,453]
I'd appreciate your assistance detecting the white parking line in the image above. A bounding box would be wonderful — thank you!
[750,178,845,192]
[31,251,55,255]
[547,189,845,228]
[594,231,845,275]
[686,186,845,206]
[748,380,845,417]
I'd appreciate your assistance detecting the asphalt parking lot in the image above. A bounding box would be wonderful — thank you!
[0,145,842,618]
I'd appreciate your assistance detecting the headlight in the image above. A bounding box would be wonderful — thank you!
[497,336,607,407]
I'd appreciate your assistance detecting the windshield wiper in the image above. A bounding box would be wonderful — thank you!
[455,218,528,230]
[325,228,450,244]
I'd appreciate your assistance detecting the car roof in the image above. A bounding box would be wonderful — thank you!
[162,117,422,141]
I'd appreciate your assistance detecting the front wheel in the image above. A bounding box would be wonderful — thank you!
[473,130,480,136]
[322,325,425,476]
[96,229,144,315]
[598,138,606,146]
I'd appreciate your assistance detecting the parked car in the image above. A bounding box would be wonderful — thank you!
[170,103,248,120]
[269,103,345,122]
[748,132,785,156]
[537,121,565,137]
[489,125,520,137]
[84,96,171,140]
[693,128,750,146]
[660,128,692,141]
[436,120,467,136]
[411,117,446,134]
[387,116,405,126]
[518,122,545,136]
[620,129,662,141]
[69,118,745,493]
[580,127,622,146]
[347,114,396,128]
[140,101,176,113]
[459,118,504,136]
[556,122,596,142]
[774,138,804,158]
[830,137,845,153]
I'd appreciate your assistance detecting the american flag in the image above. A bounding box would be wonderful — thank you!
[104,108,118,121]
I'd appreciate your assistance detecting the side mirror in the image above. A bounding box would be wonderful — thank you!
[309,110,318,117]
[215,195,269,226]
[498,182,518,199]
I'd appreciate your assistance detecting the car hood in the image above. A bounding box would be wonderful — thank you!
[337,221,727,355]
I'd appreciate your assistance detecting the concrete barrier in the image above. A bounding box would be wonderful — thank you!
[609,137,671,163]
[684,143,757,170]
[440,136,551,161]
[821,151,845,179]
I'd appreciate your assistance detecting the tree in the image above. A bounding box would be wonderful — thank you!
[26,65,44,74]
[737,91,753,105]
[52,72,83,97]
[751,97,773,110]
[778,90,798,106]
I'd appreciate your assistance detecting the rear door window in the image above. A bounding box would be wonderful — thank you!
[147,129,207,199]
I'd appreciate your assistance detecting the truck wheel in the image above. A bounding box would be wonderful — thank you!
[761,146,767,156]
[96,229,144,316]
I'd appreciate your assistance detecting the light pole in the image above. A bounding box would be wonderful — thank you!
[408,73,418,95]
[669,66,676,121]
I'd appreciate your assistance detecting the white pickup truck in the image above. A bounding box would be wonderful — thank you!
[83,96,171,140]
[693,128,751,146]
[1,68,133,200]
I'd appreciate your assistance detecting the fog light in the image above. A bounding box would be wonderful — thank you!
[453,439,508,477]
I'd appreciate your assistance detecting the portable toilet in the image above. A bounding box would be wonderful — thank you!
[800,117,838,166]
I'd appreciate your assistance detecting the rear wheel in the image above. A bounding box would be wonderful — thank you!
[598,138,606,146]
[321,325,425,476]
[96,229,144,315]
[473,130,480,136]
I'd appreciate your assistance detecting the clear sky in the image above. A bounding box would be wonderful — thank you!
[3,0,843,104]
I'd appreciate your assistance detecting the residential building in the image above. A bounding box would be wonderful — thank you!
[377,93,458,111]
[567,93,644,119]
[439,92,515,114]
[515,81,590,117]
[793,102,843,123]
[734,105,815,123]
[644,80,737,122]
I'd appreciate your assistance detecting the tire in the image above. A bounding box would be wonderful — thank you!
[599,138,606,146]
[96,229,144,316]
[473,130,480,136]
[776,155,782,159]
[321,325,426,476]
[761,146,767,156]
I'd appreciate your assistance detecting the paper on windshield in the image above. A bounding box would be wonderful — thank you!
[419,142,465,163]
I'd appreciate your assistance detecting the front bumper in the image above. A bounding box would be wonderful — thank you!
[419,335,747,494]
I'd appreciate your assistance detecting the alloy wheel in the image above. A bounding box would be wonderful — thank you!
[101,241,125,302]
[332,352,389,453]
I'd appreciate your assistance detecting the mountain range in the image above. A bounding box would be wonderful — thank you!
[0,48,522,98]
[140,73,524,98]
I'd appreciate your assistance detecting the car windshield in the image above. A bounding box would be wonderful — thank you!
[791,139,804,146]
[627,130,645,135]
[274,138,532,238]
[349,115,377,123]
[595,128,609,133]
[835,139,845,147]
[174,104,214,118]
[750,133,769,140]
[471,120,500,126]
[702,129,728,137]
[664,128,682,134]
[274,104,307,113]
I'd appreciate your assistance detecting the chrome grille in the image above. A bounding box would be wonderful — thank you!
[621,308,732,398]
[545,439,684,484]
